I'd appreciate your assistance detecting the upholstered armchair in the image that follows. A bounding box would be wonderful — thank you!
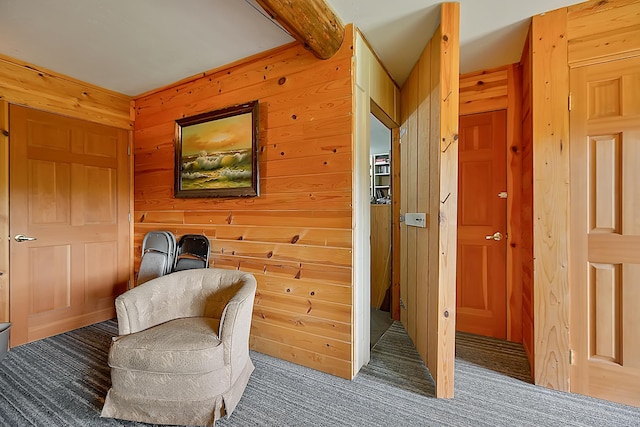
[101,268,257,426]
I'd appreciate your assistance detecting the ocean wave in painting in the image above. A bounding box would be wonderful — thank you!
[181,149,252,190]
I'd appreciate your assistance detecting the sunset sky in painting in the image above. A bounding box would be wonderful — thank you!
[181,111,252,157]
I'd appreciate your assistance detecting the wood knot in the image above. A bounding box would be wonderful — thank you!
[291,235,300,244]
[443,35,449,42]
[278,77,287,85]
[267,251,273,258]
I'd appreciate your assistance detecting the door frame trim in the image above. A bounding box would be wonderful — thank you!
[0,100,8,323]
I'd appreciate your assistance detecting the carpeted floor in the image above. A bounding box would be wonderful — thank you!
[0,320,638,426]
[370,308,393,349]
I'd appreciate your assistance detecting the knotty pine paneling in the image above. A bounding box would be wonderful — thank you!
[567,0,640,66]
[0,53,132,129]
[532,8,570,392]
[459,67,509,116]
[520,28,534,371]
[133,27,355,379]
[398,3,459,399]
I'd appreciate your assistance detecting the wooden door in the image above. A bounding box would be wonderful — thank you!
[9,105,130,346]
[398,3,459,398]
[456,111,507,339]
[570,56,640,407]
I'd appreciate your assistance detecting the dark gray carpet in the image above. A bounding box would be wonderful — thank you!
[0,320,639,426]
[455,331,533,384]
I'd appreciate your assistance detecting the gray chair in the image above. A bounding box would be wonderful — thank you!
[136,231,176,285]
[101,268,257,426]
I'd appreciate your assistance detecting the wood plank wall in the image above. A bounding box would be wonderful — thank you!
[459,64,524,345]
[567,0,640,67]
[532,7,571,393]
[133,26,356,379]
[435,4,460,398]
[0,54,133,130]
[0,55,133,323]
[399,3,459,398]
[529,0,640,393]
[519,30,535,372]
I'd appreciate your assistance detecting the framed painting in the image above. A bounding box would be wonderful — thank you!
[174,100,259,198]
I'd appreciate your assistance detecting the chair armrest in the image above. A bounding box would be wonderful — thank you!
[219,275,257,381]
[115,276,180,335]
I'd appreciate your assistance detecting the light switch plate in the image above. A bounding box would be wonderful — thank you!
[405,212,427,228]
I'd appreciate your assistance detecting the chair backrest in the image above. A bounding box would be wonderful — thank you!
[142,231,176,274]
[137,231,177,285]
[174,234,210,272]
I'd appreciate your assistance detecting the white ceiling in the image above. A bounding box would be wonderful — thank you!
[0,0,584,97]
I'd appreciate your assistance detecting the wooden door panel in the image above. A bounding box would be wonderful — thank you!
[398,3,459,398]
[10,105,129,345]
[570,55,640,407]
[589,263,620,362]
[457,244,488,309]
[456,110,507,339]
[459,162,492,225]
[29,160,71,225]
[84,241,119,310]
[84,165,117,224]
[27,120,71,151]
[29,245,71,315]
[82,132,118,158]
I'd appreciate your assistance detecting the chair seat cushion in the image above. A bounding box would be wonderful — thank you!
[108,317,223,374]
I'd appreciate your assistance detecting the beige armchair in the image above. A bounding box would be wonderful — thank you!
[101,268,257,426]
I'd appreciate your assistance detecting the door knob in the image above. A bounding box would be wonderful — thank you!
[14,234,37,242]
[485,232,503,241]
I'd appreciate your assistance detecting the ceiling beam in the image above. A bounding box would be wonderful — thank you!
[255,0,344,60]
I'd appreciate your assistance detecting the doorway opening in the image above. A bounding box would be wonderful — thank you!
[369,112,393,349]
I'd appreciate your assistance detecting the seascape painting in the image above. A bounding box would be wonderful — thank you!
[174,101,259,198]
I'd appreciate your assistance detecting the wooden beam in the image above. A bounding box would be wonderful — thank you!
[256,0,345,60]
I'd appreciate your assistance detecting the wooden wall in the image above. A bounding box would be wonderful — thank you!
[0,54,133,130]
[353,29,399,372]
[567,0,640,67]
[399,3,459,398]
[532,7,571,392]
[459,64,524,345]
[133,26,356,379]
[519,30,535,371]
[0,54,133,324]
[529,0,640,392]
